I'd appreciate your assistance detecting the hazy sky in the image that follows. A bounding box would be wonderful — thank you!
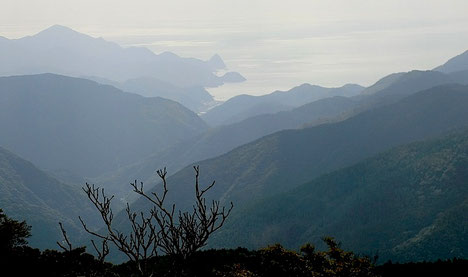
[2,0,468,100]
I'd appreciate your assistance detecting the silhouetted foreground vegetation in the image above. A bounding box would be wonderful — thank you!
[376,259,468,277]
[1,209,467,276]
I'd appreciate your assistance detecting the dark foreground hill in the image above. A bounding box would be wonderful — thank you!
[212,130,468,262]
[0,74,208,177]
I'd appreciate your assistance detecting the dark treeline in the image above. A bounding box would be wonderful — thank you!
[376,259,468,277]
[1,208,466,277]
[0,206,373,276]
[2,240,467,277]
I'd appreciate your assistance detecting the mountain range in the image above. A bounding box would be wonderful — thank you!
[124,84,468,222]
[434,50,468,73]
[211,129,468,262]
[0,73,208,177]
[84,75,219,113]
[200,66,468,128]
[1,27,468,264]
[99,67,468,202]
[0,146,98,249]
[0,25,244,89]
[201,83,365,126]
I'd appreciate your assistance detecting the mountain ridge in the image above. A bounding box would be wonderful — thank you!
[202,83,364,126]
[121,84,468,228]
[211,129,468,262]
[434,50,468,73]
[0,145,99,249]
[0,25,245,88]
[0,73,208,177]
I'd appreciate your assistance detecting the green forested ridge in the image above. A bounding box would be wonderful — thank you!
[211,130,468,262]
[99,69,468,202]
[124,84,468,222]
[0,73,208,177]
[0,146,99,249]
[97,95,360,199]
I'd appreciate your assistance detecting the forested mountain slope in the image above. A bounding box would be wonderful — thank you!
[212,130,468,262]
[124,84,468,224]
[0,147,98,249]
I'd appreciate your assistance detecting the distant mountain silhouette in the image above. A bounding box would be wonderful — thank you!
[200,48,468,127]
[201,83,364,126]
[360,72,406,95]
[212,129,468,262]
[84,75,218,113]
[359,70,454,101]
[434,50,468,73]
[343,69,468,120]
[0,74,208,177]
[0,25,245,88]
[358,49,468,93]
[207,54,226,70]
[219,72,247,83]
[0,146,98,249]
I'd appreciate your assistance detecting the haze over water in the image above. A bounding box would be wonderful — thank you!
[2,0,468,100]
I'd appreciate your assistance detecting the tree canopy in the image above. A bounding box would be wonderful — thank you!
[0,208,31,251]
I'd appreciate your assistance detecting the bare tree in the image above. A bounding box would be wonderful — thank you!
[90,236,110,263]
[132,166,233,260]
[79,184,158,277]
[56,221,110,276]
[80,166,233,277]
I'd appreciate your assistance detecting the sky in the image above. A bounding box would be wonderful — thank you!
[1,0,468,100]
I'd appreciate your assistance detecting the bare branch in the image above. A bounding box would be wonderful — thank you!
[80,166,233,276]
[91,238,109,262]
[80,182,159,276]
[56,222,73,252]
